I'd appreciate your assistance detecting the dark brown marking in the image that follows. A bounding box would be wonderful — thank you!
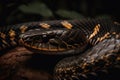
[10,41,17,46]
[2,40,9,46]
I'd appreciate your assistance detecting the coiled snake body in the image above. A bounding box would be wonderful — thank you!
[0,17,120,80]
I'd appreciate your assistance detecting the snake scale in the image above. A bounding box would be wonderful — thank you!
[0,17,120,80]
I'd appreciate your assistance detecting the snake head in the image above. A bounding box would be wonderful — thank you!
[20,29,88,55]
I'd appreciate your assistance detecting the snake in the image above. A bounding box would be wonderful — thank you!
[0,17,120,80]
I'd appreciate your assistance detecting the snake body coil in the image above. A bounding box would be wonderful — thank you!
[0,17,120,80]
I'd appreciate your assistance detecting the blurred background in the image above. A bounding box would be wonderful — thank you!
[0,1,119,79]
[0,0,119,26]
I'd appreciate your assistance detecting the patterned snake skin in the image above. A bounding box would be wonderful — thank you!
[0,17,120,80]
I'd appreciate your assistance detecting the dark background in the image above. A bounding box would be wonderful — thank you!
[0,0,119,26]
[0,1,119,80]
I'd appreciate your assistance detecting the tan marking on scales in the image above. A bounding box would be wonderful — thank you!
[61,21,73,29]
[20,25,28,33]
[39,23,50,29]
[96,32,110,42]
[0,32,6,39]
[89,24,100,39]
[9,29,16,41]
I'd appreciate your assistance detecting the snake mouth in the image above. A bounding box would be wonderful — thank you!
[20,29,88,55]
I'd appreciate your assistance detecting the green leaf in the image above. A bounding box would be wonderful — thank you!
[18,2,53,17]
[56,9,84,19]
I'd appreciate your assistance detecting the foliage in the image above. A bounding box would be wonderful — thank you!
[0,0,119,26]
